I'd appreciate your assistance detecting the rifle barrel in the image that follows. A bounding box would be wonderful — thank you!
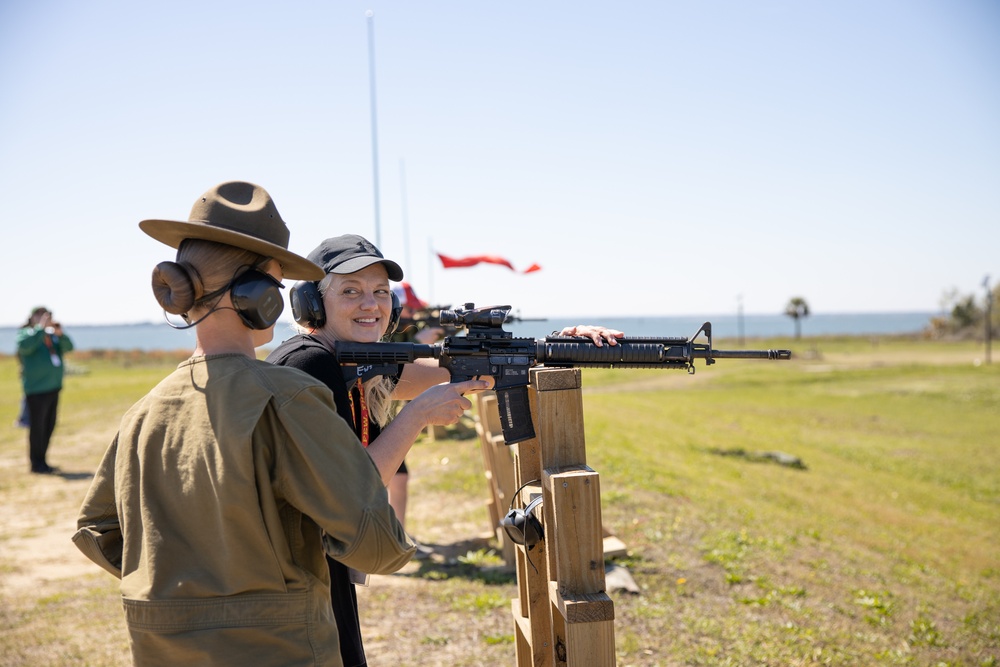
[709,349,792,360]
[539,338,791,367]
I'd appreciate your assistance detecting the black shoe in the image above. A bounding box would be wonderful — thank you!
[411,540,434,561]
[31,464,57,474]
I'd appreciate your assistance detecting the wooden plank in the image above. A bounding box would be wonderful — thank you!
[514,385,543,484]
[602,535,628,559]
[549,582,616,624]
[545,468,606,596]
[476,392,519,564]
[531,368,587,470]
[512,599,533,667]
[563,618,616,666]
[491,435,517,517]
[548,596,616,667]
[475,394,504,541]
[531,366,582,391]
[477,391,501,432]
[513,451,553,666]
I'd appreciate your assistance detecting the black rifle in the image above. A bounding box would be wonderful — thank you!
[336,304,792,445]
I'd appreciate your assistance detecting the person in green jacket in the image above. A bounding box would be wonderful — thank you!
[16,306,73,473]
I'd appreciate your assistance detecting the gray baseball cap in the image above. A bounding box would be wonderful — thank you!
[306,234,404,281]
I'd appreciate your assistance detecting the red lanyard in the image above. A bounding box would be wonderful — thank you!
[43,332,61,367]
[347,379,370,447]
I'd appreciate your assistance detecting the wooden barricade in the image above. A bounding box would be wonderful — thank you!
[507,367,616,667]
[475,392,627,570]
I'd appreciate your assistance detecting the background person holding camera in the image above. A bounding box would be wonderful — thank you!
[16,306,73,474]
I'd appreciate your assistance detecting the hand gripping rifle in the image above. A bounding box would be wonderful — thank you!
[335,303,792,445]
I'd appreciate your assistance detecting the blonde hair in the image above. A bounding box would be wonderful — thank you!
[151,239,268,317]
[362,376,397,428]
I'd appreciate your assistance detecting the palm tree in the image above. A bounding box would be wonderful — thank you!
[784,297,810,339]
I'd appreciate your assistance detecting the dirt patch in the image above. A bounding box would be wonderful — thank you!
[0,425,523,667]
[0,463,98,597]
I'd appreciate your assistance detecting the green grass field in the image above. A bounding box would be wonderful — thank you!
[579,337,999,665]
[0,336,997,666]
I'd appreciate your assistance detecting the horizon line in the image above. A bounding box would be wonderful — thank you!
[0,309,944,330]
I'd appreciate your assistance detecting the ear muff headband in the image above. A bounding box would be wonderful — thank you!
[290,280,402,337]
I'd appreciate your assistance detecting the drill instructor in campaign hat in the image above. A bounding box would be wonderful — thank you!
[74,181,417,666]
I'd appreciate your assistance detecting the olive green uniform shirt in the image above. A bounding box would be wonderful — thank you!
[74,354,414,666]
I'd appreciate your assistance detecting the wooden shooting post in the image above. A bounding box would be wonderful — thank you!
[475,367,617,667]
[474,391,518,565]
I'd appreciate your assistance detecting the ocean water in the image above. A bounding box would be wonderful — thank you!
[0,312,937,353]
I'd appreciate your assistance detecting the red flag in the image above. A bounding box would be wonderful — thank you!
[392,282,427,310]
[437,253,540,274]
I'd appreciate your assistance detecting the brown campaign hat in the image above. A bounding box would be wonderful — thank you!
[139,181,324,281]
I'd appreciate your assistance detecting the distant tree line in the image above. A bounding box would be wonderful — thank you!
[929,284,998,340]
[782,286,998,341]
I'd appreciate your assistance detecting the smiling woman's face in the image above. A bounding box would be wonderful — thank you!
[321,263,392,342]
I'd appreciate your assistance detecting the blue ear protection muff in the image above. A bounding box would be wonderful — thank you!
[230,268,285,330]
[290,280,402,335]
[502,486,544,550]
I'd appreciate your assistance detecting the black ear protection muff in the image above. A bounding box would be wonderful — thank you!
[290,280,402,336]
[290,280,325,328]
[386,291,402,336]
[502,482,544,550]
[230,268,285,330]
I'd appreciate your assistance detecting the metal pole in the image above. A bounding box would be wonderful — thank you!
[366,10,382,248]
[984,275,993,365]
[428,237,434,304]
[737,294,745,348]
[400,158,410,275]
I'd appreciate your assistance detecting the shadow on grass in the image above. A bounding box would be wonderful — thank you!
[707,447,808,470]
[400,536,516,585]
[31,469,94,482]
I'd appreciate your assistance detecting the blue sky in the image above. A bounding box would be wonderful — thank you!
[2,1,998,327]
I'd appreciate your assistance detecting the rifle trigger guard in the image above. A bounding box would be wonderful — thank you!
[687,364,695,376]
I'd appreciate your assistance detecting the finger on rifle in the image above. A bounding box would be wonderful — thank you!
[605,329,625,346]
[457,378,491,395]
[593,327,625,346]
[467,375,495,391]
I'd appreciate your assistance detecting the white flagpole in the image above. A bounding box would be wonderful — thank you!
[365,10,381,248]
